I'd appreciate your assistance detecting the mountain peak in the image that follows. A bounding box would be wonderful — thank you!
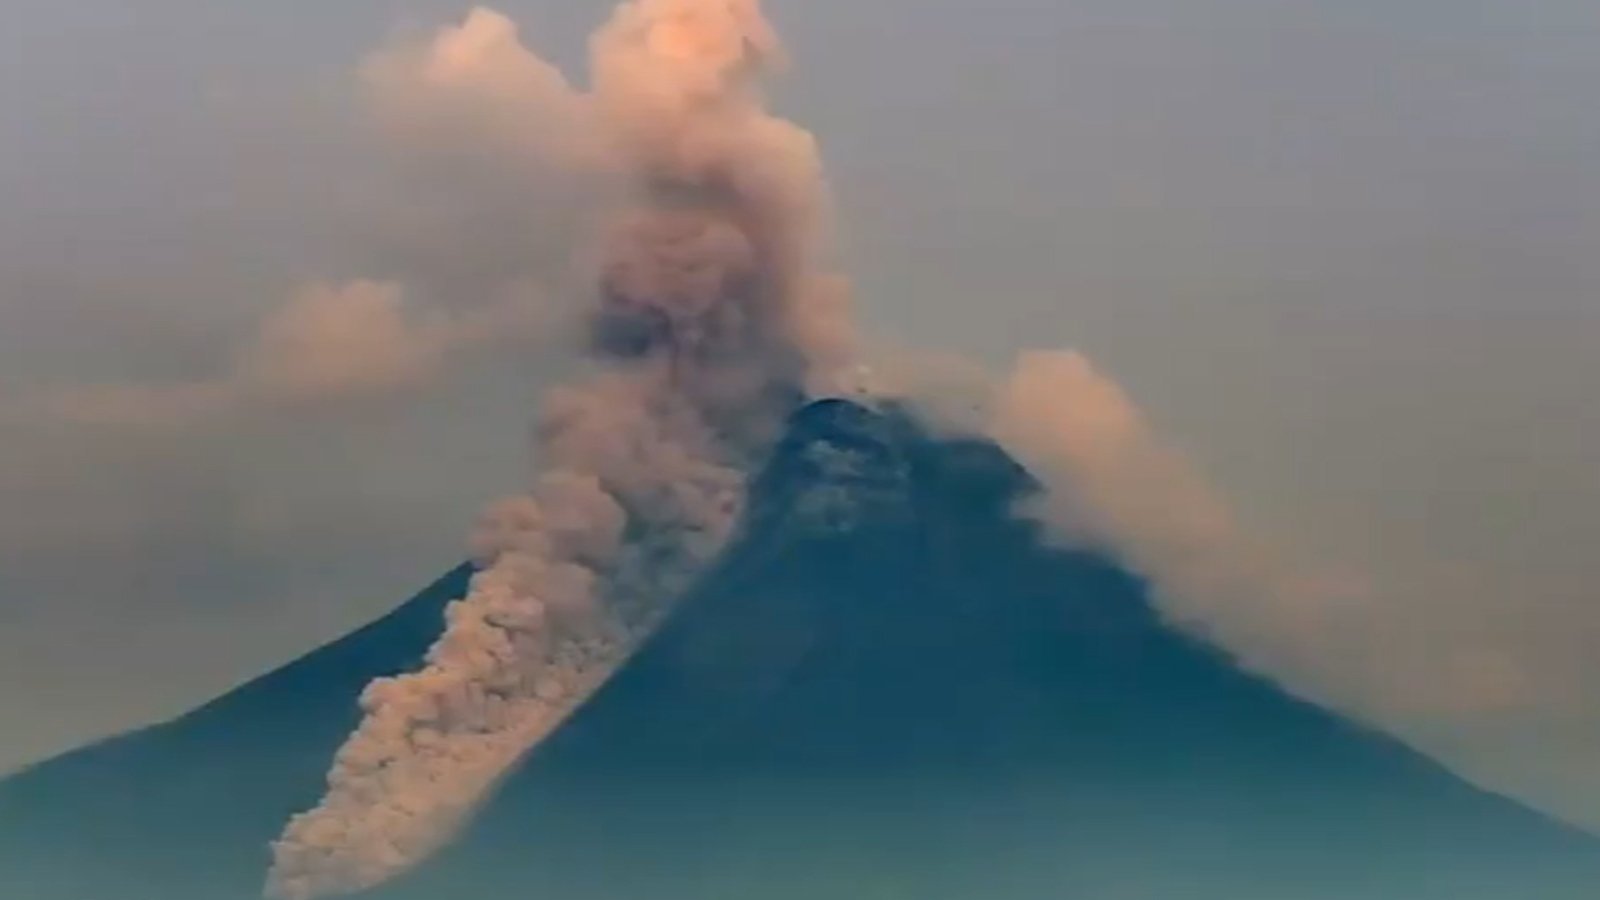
[3,398,1598,900]
[744,398,916,542]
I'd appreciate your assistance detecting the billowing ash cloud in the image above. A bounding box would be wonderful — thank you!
[39,280,537,426]
[986,350,1550,727]
[266,3,855,897]
[991,352,1321,670]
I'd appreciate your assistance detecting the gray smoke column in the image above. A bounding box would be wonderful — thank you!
[266,2,856,897]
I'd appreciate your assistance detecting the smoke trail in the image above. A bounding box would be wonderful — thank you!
[989,352,1304,655]
[266,3,854,897]
[985,351,1536,724]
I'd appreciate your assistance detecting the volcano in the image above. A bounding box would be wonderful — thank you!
[2,398,1597,900]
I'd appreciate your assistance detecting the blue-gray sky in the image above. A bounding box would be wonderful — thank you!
[2,0,1597,829]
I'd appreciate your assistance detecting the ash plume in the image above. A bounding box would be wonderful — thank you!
[984,351,1557,737]
[265,3,855,897]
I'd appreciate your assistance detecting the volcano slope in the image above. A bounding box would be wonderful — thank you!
[3,398,1598,900]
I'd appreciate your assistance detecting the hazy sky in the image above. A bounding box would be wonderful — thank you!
[2,0,1597,829]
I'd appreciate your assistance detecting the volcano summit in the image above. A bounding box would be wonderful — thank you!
[2,398,1598,900]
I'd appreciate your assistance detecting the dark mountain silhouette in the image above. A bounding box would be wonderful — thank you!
[2,398,1597,900]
